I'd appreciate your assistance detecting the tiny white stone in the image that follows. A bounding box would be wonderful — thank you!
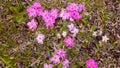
[62,31,67,37]
[102,35,109,42]
[57,33,61,39]
[92,31,97,37]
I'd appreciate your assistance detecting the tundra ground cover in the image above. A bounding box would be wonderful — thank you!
[0,0,120,68]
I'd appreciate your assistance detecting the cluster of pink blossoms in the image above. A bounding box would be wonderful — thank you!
[26,2,85,29]
[26,2,41,30]
[62,3,85,47]
[26,2,59,28]
[26,2,99,68]
[59,3,85,21]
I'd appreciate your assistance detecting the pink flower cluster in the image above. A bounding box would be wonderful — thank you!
[59,3,85,21]
[26,2,88,68]
[86,59,98,68]
[26,2,85,29]
[27,2,59,28]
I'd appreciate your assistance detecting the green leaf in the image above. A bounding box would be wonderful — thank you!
[78,32,88,38]
[9,7,18,13]
[87,36,93,42]
[58,63,62,68]
[67,49,78,60]
[15,15,25,23]
[76,61,85,67]
[17,2,23,12]
[71,62,78,68]
[91,25,97,31]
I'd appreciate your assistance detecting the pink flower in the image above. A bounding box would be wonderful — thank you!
[26,2,43,17]
[67,23,79,37]
[66,3,79,12]
[50,54,60,64]
[27,6,37,17]
[41,10,49,20]
[71,28,79,37]
[59,9,70,21]
[69,27,79,34]
[43,63,53,68]
[78,3,86,12]
[64,36,74,47]
[72,28,79,34]
[67,23,74,31]
[44,17,55,27]
[27,19,38,30]
[36,34,45,44]
[86,59,98,68]
[33,2,43,15]
[56,49,66,58]
[37,10,43,16]
[69,11,82,20]
[50,8,59,19]
[67,23,78,33]
[62,59,70,68]
[42,10,55,27]
[32,2,42,10]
